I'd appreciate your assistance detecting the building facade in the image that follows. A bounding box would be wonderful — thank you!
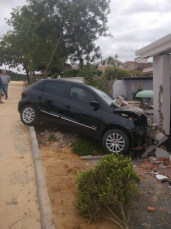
[113,77,153,100]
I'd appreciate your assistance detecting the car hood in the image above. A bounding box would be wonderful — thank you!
[114,107,144,114]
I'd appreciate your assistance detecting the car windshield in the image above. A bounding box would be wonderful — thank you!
[90,87,113,106]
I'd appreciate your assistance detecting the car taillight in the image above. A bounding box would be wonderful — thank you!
[21,91,25,98]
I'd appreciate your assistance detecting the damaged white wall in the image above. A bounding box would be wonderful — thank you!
[153,55,171,135]
[136,33,171,136]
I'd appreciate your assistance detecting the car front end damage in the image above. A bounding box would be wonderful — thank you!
[131,124,158,150]
[114,108,158,150]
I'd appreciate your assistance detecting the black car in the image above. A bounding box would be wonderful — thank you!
[18,79,148,154]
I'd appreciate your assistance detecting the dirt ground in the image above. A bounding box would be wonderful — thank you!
[130,160,171,229]
[36,125,119,229]
[0,82,40,229]
[36,124,171,229]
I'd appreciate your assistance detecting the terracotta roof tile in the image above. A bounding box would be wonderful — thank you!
[125,61,153,69]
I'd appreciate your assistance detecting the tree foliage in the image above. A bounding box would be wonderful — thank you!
[63,69,80,78]
[104,66,143,80]
[76,66,109,93]
[74,154,140,229]
[0,0,111,82]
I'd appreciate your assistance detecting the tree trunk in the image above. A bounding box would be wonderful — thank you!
[32,71,36,82]
[105,217,124,229]
[79,58,84,69]
[45,35,61,78]
[26,70,30,84]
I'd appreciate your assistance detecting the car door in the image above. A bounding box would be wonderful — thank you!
[61,85,103,136]
[35,81,68,124]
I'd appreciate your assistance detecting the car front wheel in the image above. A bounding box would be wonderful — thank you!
[21,105,38,126]
[102,129,130,154]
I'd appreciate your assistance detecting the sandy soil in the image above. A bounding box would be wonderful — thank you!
[37,130,118,229]
[0,81,40,229]
[37,124,171,229]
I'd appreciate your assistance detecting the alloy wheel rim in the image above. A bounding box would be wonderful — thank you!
[22,107,35,123]
[106,133,125,153]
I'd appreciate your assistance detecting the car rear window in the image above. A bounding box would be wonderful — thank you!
[36,83,44,91]
[43,82,66,97]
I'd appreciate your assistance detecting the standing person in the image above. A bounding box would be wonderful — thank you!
[0,72,5,104]
[0,70,10,100]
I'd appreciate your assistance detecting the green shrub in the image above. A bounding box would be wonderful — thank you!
[104,66,119,80]
[132,88,143,101]
[74,154,140,228]
[63,69,80,78]
[51,73,59,79]
[77,67,102,79]
[76,67,109,94]
[48,134,57,141]
[93,76,110,94]
[78,68,93,79]
[104,67,143,80]
[92,69,103,77]
[129,69,143,77]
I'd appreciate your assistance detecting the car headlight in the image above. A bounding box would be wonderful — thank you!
[128,117,133,121]
[134,112,142,117]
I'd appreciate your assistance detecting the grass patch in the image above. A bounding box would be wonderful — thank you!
[48,134,57,141]
[71,136,106,156]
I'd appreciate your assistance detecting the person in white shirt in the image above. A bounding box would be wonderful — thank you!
[0,70,10,100]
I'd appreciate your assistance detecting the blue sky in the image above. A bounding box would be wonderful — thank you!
[0,0,171,73]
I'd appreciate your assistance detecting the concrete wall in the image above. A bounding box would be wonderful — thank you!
[125,79,153,100]
[113,79,154,100]
[113,77,171,101]
[113,80,126,98]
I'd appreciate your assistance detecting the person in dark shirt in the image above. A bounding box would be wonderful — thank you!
[0,71,5,104]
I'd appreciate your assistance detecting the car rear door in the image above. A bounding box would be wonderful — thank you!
[35,81,68,124]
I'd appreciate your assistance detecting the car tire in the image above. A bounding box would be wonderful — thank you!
[102,129,130,154]
[21,105,38,126]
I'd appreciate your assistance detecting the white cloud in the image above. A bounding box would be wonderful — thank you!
[120,0,171,14]
[97,0,171,61]
[0,0,26,37]
[0,0,171,71]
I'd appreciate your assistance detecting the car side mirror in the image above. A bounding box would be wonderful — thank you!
[90,101,100,108]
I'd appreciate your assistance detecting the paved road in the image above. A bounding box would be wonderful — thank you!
[0,82,40,229]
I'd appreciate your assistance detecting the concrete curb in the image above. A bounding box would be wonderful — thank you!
[80,155,104,160]
[29,126,56,229]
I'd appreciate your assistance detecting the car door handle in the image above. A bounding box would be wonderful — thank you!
[65,105,71,109]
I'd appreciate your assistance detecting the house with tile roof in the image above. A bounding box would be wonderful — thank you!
[94,56,153,76]
[125,57,153,77]
[94,57,133,71]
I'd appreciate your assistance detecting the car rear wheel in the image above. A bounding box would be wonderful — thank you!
[102,129,129,154]
[21,105,38,126]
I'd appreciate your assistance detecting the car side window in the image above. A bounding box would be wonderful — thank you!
[70,86,97,104]
[43,82,66,97]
